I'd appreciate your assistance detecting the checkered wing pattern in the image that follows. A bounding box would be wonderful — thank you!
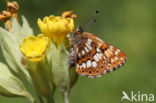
[83,33,127,73]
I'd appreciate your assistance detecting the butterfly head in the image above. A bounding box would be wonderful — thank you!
[74,27,84,35]
[71,10,99,46]
[71,27,86,47]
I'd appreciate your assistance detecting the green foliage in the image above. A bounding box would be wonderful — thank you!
[0,15,78,103]
[0,62,34,102]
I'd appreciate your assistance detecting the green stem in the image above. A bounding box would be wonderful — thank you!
[63,91,70,103]
[46,97,55,103]
[46,88,55,103]
[37,94,44,103]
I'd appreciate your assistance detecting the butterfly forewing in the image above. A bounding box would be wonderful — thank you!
[75,37,108,77]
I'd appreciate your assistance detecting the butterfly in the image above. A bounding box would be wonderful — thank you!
[68,22,127,78]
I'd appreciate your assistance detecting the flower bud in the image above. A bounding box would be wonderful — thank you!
[38,15,74,45]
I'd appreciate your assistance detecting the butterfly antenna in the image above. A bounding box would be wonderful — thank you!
[82,10,99,30]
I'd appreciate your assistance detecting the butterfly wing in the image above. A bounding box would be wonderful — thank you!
[74,34,108,77]
[68,48,76,68]
[83,32,127,72]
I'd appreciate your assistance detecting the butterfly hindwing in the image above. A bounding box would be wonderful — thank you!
[82,32,127,73]
[103,44,127,72]
[75,37,108,77]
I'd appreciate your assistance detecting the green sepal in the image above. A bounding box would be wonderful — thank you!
[51,42,70,92]
[69,67,78,89]
[0,62,34,102]
[26,60,55,98]
[0,16,33,81]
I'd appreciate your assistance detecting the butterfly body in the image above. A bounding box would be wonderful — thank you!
[69,27,127,77]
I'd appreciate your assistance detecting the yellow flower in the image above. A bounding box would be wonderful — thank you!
[19,34,49,61]
[37,15,74,44]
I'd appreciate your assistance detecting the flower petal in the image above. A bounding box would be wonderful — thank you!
[38,15,74,44]
[19,34,49,61]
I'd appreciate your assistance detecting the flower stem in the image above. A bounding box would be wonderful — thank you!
[37,94,44,103]
[46,97,55,103]
[46,89,55,103]
[63,91,70,103]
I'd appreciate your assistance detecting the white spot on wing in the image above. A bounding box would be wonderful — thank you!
[108,49,113,55]
[115,51,118,55]
[87,41,91,45]
[87,60,92,68]
[88,39,92,43]
[120,63,122,66]
[92,61,97,67]
[85,47,89,52]
[97,53,102,60]
[86,43,92,50]
[78,53,81,57]
[82,63,86,68]
[115,49,120,55]
[96,48,101,52]
[114,57,118,61]
[77,64,79,68]
[96,75,101,77]
[103,70,107,74]
[120,58,124,60]
[105,51,110,57]
[109,46,114,49]
[111,58,114,63]
[82,50,85,55]
[93,55,99,62]
[117,49,120,52]
[80,64,83,69]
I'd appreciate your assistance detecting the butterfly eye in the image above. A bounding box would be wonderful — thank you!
[78,29,82,32]
[77,27,83,33]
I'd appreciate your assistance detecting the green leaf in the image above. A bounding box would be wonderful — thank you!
[0,62,34,103]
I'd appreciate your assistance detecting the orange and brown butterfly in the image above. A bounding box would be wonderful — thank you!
[68,11,127,77]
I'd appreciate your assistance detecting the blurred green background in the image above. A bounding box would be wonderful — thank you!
[0,0,156,103]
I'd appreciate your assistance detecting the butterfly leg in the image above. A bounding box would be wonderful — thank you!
[68,47,76,68]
